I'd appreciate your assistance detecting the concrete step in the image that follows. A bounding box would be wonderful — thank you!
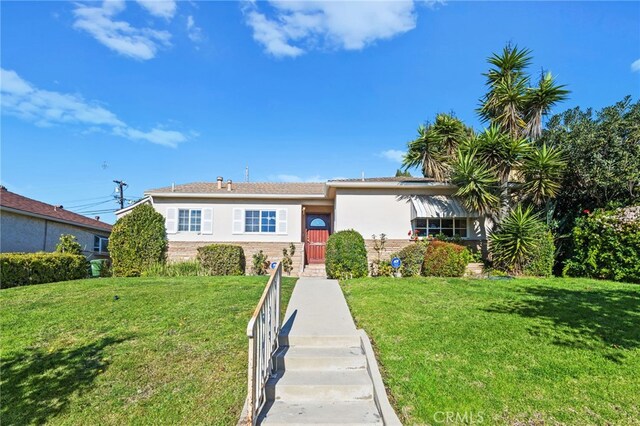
[258,401,383,425]
[265,369,374,402]
[278,334,362,348]
[274,346,366,371]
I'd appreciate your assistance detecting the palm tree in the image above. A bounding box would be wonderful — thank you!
[451,150,501,217]
[520,143,566,205]
[431,113,471,156]
[478,44,569,139]
[524,72,569,140]
[402,125,450,181]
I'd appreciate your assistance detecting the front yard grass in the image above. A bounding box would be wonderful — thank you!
[1,275,295,425]
[342,277,640,425]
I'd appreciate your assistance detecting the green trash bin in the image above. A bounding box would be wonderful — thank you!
[90,259,106,277]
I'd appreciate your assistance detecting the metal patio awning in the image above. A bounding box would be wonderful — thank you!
[410,195,477,218]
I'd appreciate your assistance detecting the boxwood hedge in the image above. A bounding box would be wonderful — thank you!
[197,244,246,276]
[0,252,89,289]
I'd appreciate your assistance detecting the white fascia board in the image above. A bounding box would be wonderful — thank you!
[114,196,151,216]
[326,181,457,189]
[145,192,328,200]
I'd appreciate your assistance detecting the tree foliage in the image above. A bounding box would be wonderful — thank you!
[109,204,167,277]
[540,96,640,264]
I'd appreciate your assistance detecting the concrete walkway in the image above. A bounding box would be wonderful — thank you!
[257,278,400,425]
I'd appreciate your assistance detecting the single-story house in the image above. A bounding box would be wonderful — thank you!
[117,177,489,276]
[0,186,112,258]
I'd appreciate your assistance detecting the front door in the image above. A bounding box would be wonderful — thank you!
[305,214,330,264]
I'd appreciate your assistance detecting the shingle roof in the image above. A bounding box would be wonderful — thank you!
[147,182,326,195]
[0,188,112,232]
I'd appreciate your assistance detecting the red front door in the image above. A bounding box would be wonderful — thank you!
[305,214,330,264]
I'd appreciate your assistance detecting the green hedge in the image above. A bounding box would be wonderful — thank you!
[564,207,640,283]
[0,253,89,289]
[109,204,168,277]
[523,230,555,277]
[197,244,246,276]
[325,230,368,279]
[397,242,428,277]
[422,240,471,277]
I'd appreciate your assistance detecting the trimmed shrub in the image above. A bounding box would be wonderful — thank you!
[282,244,296,275]
[197,244,246,276]
[422,240,471,277]
[55,234,83,255]
[109,204,168,277]
[143,260,204,277]
[564,207,640,283]
[0,252,89,289]
[523,230,555,277]
[397,242,428,277]
[251,250,269,275]
[325,230,368,279]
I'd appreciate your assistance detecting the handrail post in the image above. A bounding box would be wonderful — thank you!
[245,262,282,425]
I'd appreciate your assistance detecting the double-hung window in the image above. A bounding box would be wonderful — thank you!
[245,209,276,233]
[94,236,109,253]
[412,218,468,238]
[178,209,202,232]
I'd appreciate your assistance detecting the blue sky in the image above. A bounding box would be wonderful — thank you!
[2,0,639,224]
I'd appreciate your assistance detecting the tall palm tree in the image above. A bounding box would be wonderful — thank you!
[524,72,569,140]
[431,113,471,156]
[402,125,450,181]
[478,44,569,139]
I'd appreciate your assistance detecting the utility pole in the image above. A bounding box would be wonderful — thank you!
[113,180,128,210]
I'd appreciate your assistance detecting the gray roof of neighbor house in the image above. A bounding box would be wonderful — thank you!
[147,182,326,195]
[0,187,113,232]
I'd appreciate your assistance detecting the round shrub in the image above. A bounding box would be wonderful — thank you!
[325,230,368,279]
[197,244,246,275]
[55,234,83,256]
[397,242,428,277]
[422,240,471,277]
[564,207,640,283]
[110,204,167,277]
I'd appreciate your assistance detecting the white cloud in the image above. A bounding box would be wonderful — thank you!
[72,0,171,60]
[244,0,419,57]
[379,149,405,163]
[135,0,177,19]
[1,68,188,148]
[632,58,640,73]
[186,15,204,43]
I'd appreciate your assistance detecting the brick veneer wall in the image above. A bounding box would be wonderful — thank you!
[168,241,305,277]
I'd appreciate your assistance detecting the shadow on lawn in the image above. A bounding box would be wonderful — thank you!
[485,286,640,358]
[1,336,130,424]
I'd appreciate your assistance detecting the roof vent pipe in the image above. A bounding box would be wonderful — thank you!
[171,183,175,192]
[227,179,232,192]
[217,176,223,190]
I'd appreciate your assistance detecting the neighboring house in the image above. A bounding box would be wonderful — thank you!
[0,187,112,258]
[117,177,490,276]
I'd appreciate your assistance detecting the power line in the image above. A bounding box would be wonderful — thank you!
[113,180,128,210]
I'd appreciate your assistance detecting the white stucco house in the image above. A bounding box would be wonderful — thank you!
[0,186,112,258]
[116,177,489,275]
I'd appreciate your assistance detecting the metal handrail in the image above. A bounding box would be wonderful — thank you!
[246,262,282,425]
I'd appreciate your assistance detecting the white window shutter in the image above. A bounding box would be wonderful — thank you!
[232,208,244,234]
[166,208,177,234]
[277,209,287,234]
[202,208,213,235]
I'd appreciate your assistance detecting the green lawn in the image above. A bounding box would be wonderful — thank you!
[1,276,295,425]
[341,277,640,425]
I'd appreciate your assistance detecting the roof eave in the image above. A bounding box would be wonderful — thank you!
[326,181,457,189]
[145,192,328,199]
[0,206,112,233]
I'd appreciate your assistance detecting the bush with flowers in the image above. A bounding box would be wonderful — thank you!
[564,207,640,283]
